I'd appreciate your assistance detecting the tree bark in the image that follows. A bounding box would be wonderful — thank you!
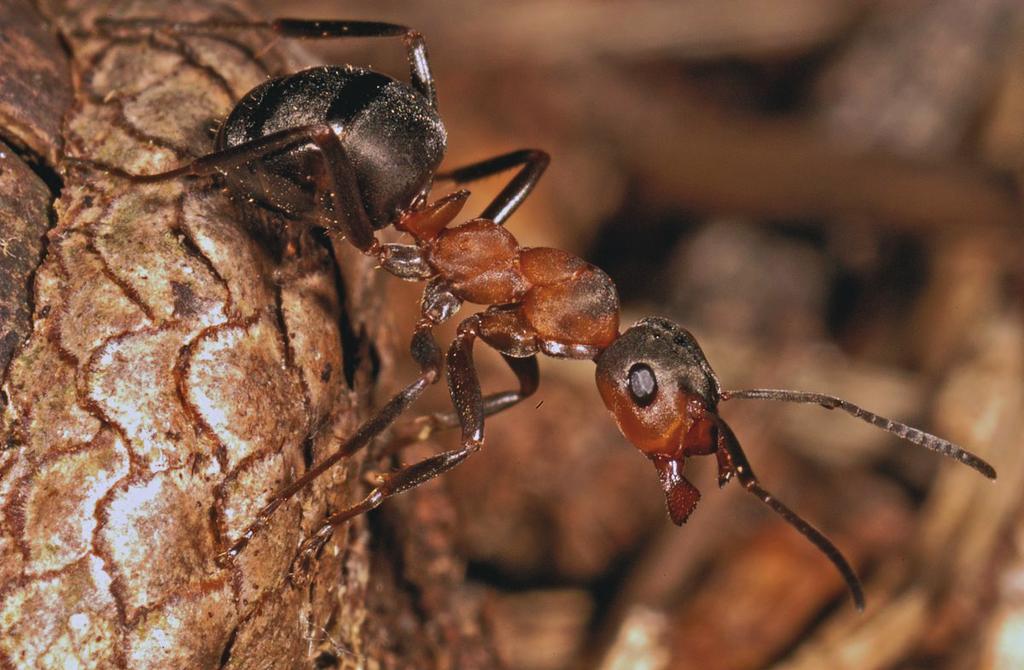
[0,1,495,668]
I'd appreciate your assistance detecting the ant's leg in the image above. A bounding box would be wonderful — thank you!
[405,353,538,442]
[72,123,378,251]
[214,324,442,567]
[394,302,540,444]
[714,418,866,610]
[435,149,550,225]
[93,18,436,107]
[291,315,490,567]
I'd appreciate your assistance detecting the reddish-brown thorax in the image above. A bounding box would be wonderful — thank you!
[399,193,620,356]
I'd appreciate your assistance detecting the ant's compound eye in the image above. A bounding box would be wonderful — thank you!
[627,363,658,407]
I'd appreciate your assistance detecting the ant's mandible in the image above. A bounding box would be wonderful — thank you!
[83,16,996,610]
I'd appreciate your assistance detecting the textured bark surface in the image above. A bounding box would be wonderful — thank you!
[0,0,69,383]
[0,140,52,380]
[0,0,71,165]
[0,1,496,668]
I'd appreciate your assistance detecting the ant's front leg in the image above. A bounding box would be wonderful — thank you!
[214,323,443,567]
[91,17,436,106]
[291,314,497,573]
[436,149,550,225]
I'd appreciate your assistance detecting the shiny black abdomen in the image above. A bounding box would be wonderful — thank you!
[215,66,446,228]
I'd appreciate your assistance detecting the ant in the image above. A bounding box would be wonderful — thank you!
[82,16,996,610]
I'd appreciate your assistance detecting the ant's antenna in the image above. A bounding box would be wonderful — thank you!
[748,480,865,610]
[720,389,997,480]
[714,418,865,610]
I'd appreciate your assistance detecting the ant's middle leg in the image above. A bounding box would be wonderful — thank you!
[214,324,443,567]
[291,314,493,568]
[402,353,539,445]
[91,17,436,107]
[391,300,540,445]
[436,149,550,225]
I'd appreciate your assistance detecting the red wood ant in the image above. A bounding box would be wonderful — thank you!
[84,16,997,610]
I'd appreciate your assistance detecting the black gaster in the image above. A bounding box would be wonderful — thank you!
[215,66,446,228]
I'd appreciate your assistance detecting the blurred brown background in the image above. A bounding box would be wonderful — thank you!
[260,1,1023,668]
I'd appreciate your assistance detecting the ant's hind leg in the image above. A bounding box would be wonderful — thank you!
[436,149,550,225]
[92,17,436,107]
[70,123,378,252]
[291,315,492,570]
[214,324,443,567]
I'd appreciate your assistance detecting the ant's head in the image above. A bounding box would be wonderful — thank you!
[595,315,996,612]
[594,317,722,458]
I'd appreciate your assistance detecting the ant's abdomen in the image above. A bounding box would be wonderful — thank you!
[216,66,445,227]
